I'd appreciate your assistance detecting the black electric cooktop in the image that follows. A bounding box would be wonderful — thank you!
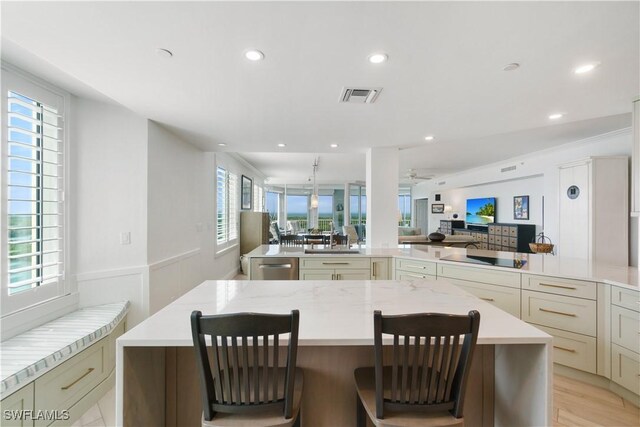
[440,253,527,269]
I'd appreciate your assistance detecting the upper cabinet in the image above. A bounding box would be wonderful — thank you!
[632,98,640,215]
[558,157,628,266]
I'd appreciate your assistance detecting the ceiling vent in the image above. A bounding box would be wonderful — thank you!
[438,181,446,186]
[339,87,382,104]
[501,165,517,173]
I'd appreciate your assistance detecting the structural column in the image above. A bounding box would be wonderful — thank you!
[366,147,399,248]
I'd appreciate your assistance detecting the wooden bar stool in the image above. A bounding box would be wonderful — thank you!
[354,310,480,427]
[191,310,303,427]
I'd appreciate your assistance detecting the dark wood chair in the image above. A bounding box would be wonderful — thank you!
[191,310,303,427]
[280,235,303,246]
[354,310,480,427]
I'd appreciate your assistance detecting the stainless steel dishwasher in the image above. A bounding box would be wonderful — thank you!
[250,257,299,280]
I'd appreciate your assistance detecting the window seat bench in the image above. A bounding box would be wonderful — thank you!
[0,301,129,408]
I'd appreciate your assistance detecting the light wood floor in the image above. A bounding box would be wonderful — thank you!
[553,375,639,427]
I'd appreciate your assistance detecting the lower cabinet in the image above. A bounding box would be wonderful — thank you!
[536,325,597,374]
[442,278,520,318]
[370,258,390,280]
[0,383,34,427]
[299,257,371,281]
[394,258,437,279]
[611,343,640,395]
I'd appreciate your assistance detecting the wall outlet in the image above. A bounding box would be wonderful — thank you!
[120,232,131,245]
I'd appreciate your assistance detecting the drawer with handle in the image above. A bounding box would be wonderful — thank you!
[611,343,640,395]
[611,286,640,312]
[536,325,596,374]
[522,274,596,300]
[443,277,520,318]
[300,257,370,270]
[611,304,640,353]
[34,340,106,423]
[396,272,434,281]
[521,290,596,336]
[438,263,520,288]
[395,258,437,276]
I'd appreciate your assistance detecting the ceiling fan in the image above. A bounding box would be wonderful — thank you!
[404,169,434,182]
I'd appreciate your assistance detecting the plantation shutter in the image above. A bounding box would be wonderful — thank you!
[228,172,238,241]
[216,166,227,243]
[6,91,64,296]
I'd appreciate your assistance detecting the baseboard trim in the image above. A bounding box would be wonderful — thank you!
[148,248,201,271]
[222,267,239,280]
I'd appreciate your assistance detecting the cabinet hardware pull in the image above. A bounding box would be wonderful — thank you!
[406,273,426,279]
[259,264,292,269]
[337,274,341,280]
[538,283,577,290]
[61,368,94,390]
[373,263,377,278]
[322,262,350,265]
[480,297,495,302]
[553,346,576,353]
[331,274,335,280]
[539,308,577,317]
[406,265,426,269]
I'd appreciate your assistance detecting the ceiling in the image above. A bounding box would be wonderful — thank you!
[2,1,638,183]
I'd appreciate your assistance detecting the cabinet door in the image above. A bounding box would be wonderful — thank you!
[299,269,335,280]
[1,383,34,427]
[370,258,390,280]
[335,269,371,280]
[611,343,640,395]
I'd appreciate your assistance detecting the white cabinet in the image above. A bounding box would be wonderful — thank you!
[370,258,390,280]
[394,258,437,279]
[610,286,639,395]
[299,257,371,281]
[0,383,34,427]
[558,157,629,266]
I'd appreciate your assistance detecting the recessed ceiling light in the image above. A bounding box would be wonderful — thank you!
[503,63,520,71]
[368,53,388,64]
[155,48,173,58]
[574,62,600,74]
[277,143,286,148]
[424,136,435,141]
[245,49,265,61]
[330,143,338,148]
[218,143,227,147]
[549,113,564,120]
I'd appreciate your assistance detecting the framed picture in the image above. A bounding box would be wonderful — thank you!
[513,195,529,220]
[431,203,445,214]
[241,175,253,210]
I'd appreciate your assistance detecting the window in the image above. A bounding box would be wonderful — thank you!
[265,191,279,222]
[216,166,237,249]
[286,194,308,226]
[2,71,66,315]
[317,195,333,231]
[398,192,412,227]
[349,185,366,225]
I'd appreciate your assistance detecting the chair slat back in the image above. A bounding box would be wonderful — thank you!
[191,310,300,421]
[373,310,480,419]
[280,235,302,246]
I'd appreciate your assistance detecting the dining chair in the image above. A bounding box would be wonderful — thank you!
[280,235,303,246]
[354,310,480,427]
[343,225,359,243]
[191,310,303,427]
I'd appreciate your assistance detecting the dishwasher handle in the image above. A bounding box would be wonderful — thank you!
[259,264,293,269]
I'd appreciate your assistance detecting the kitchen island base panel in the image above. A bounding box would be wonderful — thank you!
[122,345,495,427]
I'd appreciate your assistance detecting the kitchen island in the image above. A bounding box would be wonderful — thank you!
[116,279,552,426]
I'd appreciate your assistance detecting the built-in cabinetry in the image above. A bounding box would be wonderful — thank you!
[522,274,598,374]
[299,257,371,280]
[1,383,34,427]
[393,258,437,280]
[436,263,521,317]
[558,157,629,266]
[439,220,465,235]
[610,286,639,396]
[370,258,390,280]
[452,223,535,253]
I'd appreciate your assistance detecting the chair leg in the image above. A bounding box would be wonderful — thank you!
[356,395,367,427]
[293,410,301,427]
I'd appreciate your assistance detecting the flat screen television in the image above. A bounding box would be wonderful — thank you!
[466,197,496,225]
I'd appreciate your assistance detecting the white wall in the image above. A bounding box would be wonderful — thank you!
[72,96,150,325]
[414,129,637,266]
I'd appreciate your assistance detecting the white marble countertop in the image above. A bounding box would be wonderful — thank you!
[118,280,550,348]
[0,301,129,399]
[245,244,639,290]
